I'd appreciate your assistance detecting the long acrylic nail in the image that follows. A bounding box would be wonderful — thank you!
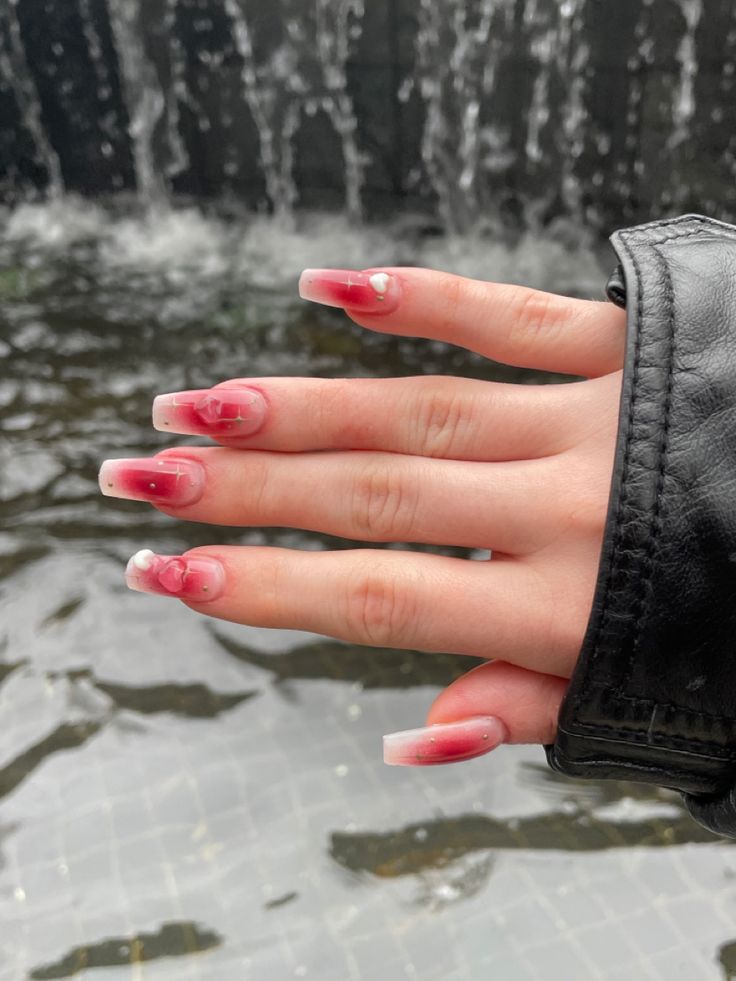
[299,269,401,314]
[99,457,205,506]
[152,387,267,436]
[383,717,507,766]
[125,549,225,602]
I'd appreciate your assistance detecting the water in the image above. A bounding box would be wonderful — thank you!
[1,201,735,980]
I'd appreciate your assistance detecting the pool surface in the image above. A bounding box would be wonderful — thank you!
[1,203,734,981]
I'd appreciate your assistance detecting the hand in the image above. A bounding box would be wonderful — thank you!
[99,267,626,766]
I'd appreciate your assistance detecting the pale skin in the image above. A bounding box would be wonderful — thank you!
[105,267,627,753]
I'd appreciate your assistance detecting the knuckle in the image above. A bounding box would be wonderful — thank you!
[243,455,274,517]
[351,461,418,539]
[344,565,417,646]
[507,288,567,351]
[413,388,476,458]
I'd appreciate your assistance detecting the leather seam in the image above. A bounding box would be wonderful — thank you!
[620,245,676,695]
[572,231,644,717]
[579,681,736,725]
[559,720,736,756]
[625,215,711,233]
[628,226,736,248]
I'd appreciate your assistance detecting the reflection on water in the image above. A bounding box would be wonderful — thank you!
[60,670,260,719]
[330,803,721,879]
[211,630,482,691]
[29,922,222,979]
[720,942,736,981]
[2,205,735,980]
[0,721,104,801]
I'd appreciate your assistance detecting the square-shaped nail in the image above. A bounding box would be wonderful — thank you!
[126,549,225,602]
[152,388,267,437]
[298,269,401,313]
[383,717,506,766]
[99,457,205,506]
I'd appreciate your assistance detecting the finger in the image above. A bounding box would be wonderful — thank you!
[123,545,579,677]
[103,448,565,555]
[152,374,592,461]
[298,267,626,378]
[426,660,567,744]
[381,662,567,765]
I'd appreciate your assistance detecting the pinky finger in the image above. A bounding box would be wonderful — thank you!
[383,661,566,766]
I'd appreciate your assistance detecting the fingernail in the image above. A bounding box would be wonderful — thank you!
[299,269,401,314]
[383,717,507,766]
[152,388,267,436]
[125,549,225,602]
[99,457,205,506]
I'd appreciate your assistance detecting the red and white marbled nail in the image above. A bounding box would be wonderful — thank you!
[125,549,225,602]
[152,387,267,437]
[298,269,401,314]
[99,457,205,506]
[383,717,507,766]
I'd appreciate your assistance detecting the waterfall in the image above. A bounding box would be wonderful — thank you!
[556,0,589,217]
[414,0,512,234]
[3,0,735,232]
[223,0,365,223]
[671,0,703,147]
[223,0,298,222]
[523,0,588,218]
[78,0,121,184]
[525,0,555,166]
[0,0,64,198]
[162,0,189,183]
[617,3,654,211]
[106,0,168,205]
[312,0,366,222]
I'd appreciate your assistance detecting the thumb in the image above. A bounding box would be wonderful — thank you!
[383,661,567,767]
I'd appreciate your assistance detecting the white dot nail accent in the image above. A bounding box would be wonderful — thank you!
[369,273,390,295]
[131,548,155,571]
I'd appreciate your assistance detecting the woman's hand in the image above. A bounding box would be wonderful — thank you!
[99,267,626,765]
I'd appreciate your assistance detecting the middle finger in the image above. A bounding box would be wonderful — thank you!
[151,375,595,461]
[99,447,561,555]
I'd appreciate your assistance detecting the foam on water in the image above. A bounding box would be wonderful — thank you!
[0,197,606,295]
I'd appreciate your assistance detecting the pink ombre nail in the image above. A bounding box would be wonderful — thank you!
[298,269,401,314]
[125,550,225,602]
[383,717,507,766]
[152,388,267,437]
[99,457,205,506]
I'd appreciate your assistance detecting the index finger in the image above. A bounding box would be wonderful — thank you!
[298,267,626,378]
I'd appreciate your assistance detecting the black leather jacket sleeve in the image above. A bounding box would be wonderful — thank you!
[544,214,736,839]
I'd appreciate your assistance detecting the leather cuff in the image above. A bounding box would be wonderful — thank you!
[544,214,736,838]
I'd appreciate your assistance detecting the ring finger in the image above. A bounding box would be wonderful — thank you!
[151,374,598,461]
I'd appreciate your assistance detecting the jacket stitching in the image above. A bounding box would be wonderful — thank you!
[563,720,736,755]
[573,231,644,717]
[581,682,736,724]
[620,246,677,695]
[630,225,736,248]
